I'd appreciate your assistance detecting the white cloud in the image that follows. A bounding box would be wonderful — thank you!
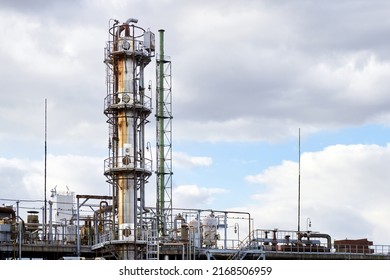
[0,154,107,204]
[172,184,227,208]
[244,143,390,244]
[2,0,390,147]
[173,152,212,169]
[169,1,390,142]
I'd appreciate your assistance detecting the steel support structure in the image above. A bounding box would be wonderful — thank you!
[156,29,173,238]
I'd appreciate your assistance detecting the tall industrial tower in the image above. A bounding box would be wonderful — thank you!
[156,30,173,238]
[103,18,155,260]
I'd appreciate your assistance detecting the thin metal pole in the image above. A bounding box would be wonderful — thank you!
[17,200,21,260]
[224,212,227,249]
[49,201,53,243]
[44,98,47,240]
[298,128,301,233]
[77,197,80,257]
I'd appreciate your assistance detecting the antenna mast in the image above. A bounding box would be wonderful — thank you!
[44,98,47,239]
[297,128,301,233]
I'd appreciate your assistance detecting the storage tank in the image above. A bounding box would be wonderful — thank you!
[27,210,39,231]
[202,213,218,247]
[66,223,76,244]
[189,218,203,248]
[173,214,188,242]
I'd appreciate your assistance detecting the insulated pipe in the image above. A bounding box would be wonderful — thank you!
[298,232,332,249]
[126,18,138,24]
[49,201,53,243]
[41,206,44,240]
[308,233,332,249]
[18,218,23,260]
[16,200,19,223]
[99,201,108,233]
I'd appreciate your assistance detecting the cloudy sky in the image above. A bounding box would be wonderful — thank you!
[1,0,390,245]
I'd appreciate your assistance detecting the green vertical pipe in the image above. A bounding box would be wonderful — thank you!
[158,29,165,232]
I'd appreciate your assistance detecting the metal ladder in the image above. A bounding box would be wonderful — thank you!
[146,228,159,260]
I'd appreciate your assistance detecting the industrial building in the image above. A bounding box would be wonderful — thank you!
[1,18,389,260]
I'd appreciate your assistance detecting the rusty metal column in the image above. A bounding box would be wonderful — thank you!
[103,18,155,260]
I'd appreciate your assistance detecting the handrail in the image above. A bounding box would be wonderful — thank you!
[104,156,152,174]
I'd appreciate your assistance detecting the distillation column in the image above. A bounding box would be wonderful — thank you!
[103,18,155,260]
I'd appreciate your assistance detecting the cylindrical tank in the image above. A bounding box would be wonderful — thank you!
[27,210,39,231]
[173,214,188,241]
[189,219,203,248]
[202,213,218,247]
[181,223,189,242]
